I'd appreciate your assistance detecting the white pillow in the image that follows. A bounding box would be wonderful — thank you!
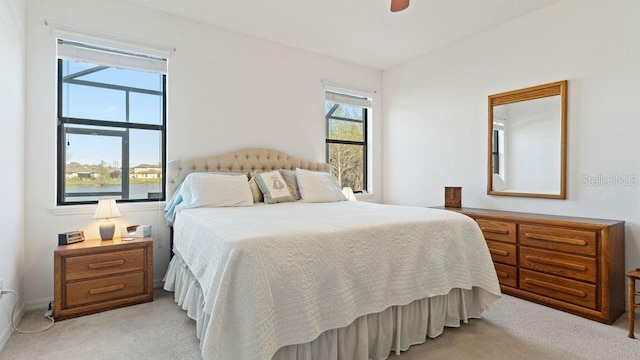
[177,173,253,210]
[296,168,347,203]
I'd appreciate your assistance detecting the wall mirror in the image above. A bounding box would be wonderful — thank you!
[487,80,567,199]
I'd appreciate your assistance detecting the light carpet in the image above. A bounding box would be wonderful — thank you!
[1,289,638,360]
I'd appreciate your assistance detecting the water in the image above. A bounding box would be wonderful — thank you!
[66,184,162,201]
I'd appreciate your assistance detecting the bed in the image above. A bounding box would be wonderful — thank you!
[162,148,501,360]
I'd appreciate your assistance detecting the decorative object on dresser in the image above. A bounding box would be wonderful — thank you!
[436,207,625,324]
[627,269,640,338]
[444,186,462,208]
[54,237,153,320]
[93,198,121,240]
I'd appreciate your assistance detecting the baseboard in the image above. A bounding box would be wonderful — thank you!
[0,322,11,354]
[153,278,164,289]
[0,298,26,352]
[26,297,53,311]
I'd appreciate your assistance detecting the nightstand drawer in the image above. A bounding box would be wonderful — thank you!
[520,247,596,283]
[519,225,596,256]
[520,269,596,309]
[476,219,516,243]
[494,263,517,288]
[65,249,145,281]
[486,240,517,265]
[65,272,145,308]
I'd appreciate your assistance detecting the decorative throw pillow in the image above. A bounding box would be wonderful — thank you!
[279,169,301,200]
[295,168,347,203]
[252,170,295,204]
[176,173,253,210]
[248,177,264,203]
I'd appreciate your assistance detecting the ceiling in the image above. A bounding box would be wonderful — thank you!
[122,0,563,69]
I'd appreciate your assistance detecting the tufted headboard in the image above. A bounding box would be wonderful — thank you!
[166,148,330,197]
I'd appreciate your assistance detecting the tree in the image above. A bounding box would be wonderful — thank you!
[95,160,109,186]
[326,104,364,191]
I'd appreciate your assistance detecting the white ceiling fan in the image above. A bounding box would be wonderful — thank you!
[390,0,410,12]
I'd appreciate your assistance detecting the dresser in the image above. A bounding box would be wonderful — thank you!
[438,207,625,324]
[54,237,153,320]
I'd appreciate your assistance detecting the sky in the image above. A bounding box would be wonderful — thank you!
[61,60,163,167]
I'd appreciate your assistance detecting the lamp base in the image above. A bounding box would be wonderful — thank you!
[99,221,115,240]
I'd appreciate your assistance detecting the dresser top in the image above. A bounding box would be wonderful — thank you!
[432,206,624,227]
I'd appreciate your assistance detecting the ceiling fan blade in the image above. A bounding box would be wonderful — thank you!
[390,0,410,12]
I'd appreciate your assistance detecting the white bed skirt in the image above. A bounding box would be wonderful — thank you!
[163,255,491,360]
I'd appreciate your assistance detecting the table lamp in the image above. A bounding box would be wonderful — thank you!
[93,198,121,240]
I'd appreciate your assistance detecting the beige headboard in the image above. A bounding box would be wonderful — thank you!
[166,148,330,197]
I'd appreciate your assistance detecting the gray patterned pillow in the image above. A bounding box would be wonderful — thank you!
[279,169,301,200]
[252,170,295,204]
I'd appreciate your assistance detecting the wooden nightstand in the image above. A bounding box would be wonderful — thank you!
[54,237,153,320]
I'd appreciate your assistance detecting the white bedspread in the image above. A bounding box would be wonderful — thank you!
[171,202,500,360]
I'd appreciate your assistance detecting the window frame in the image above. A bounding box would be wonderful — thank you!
[324,93,369,193]
[56,57,167,205]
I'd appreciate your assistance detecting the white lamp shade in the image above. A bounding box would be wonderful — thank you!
[93,198,122,219]
[342,187,357,201]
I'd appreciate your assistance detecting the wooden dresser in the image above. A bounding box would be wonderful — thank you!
[54,237,153,320]
[439,207,625,324]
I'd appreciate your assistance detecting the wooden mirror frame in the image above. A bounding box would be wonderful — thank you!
[487,80,567,199]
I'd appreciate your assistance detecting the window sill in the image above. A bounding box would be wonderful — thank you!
[49,201,165,216]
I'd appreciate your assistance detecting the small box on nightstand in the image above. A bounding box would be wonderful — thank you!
[121,225,151,238]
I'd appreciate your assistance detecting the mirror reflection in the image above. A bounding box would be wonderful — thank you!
[487,81,567,199]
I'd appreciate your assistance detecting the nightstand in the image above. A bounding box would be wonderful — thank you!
[54,237,153,320]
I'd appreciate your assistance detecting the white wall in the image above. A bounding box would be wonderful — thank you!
[383,0,640,269]
[0,0,26,349]
[24,0,382,307]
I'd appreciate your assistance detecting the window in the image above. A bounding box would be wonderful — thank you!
[492,120,505,176]
[324,90,371,192]
[56,39,167,205]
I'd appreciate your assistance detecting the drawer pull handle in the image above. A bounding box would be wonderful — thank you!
[525,255,587,272]
[490,249,509,256]
[524,233,587,246]
[88,260,126,269]
[88,284,125,295]
[496,270,509,278]
[481,227,509,235]
[524,278,586,298]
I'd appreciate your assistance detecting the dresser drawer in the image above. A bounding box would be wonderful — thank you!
[65,249,145,281]
[65,272,145,308]
[494,263,517,288]
[519,225,596,256]
[520,269,596,309]
[520,247,596,283]
[486,240,517,265]
[477,219,516,243]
